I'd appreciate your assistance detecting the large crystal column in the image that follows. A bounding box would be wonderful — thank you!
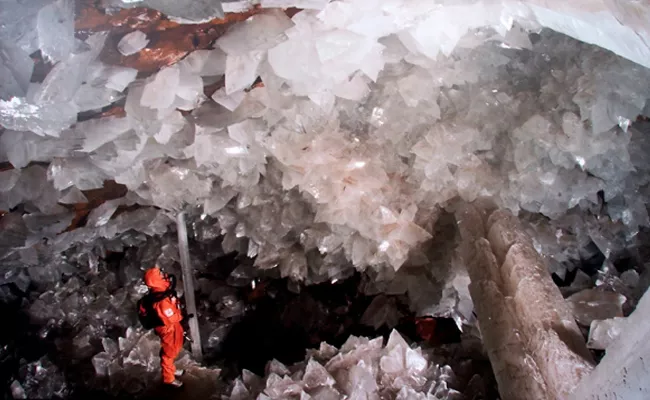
[177,211,203,362]
[486,210,594,397]
[456,202,594,400]
[456,203,548,400]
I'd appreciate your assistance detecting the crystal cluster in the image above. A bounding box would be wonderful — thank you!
[91,327,196,394]
[1,0,649,284]
[226,330,461,400]
[15,356,68,399]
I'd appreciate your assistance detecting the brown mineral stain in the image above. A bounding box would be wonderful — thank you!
[99,106,127,119]
[63,180,128,232]
[75,2,262,74]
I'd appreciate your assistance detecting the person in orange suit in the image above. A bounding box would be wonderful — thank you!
[143,267,185,388]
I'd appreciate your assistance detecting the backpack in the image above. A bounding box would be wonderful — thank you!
[137,292,166,330]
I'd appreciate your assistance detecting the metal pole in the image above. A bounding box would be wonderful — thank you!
[176,211,203,362]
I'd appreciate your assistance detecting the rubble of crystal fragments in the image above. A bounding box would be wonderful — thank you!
[1,0,650,398]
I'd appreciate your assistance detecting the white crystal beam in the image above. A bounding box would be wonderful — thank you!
[177,211,203,362]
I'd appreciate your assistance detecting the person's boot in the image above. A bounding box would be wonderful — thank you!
[174,369,184,377]
[165,379,184,388]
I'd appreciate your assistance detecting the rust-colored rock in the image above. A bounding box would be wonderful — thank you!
[75,6,164,36]
[414,317,461,346]
[99,106,127,119]
[63,180,128,232]
[75,2,262,74]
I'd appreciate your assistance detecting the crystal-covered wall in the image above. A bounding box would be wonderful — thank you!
[1,0,650,398]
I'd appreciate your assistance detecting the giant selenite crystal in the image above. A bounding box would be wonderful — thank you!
[0,40,34,100]
[36,0,75,64]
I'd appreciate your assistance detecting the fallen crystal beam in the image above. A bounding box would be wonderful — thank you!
[176,211,203,362]
[456,202,594,400]
[456,204,547,400]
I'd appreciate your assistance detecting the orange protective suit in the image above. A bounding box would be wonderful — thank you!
[144,267,184,384]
